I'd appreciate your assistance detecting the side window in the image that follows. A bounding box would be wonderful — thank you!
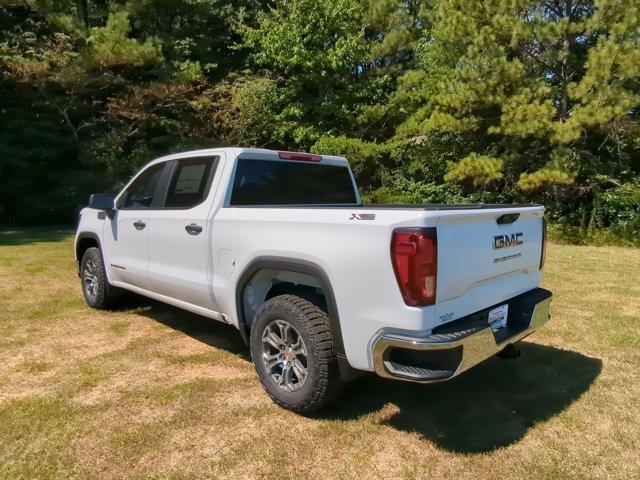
[120,163,165,209]
[164,157,217,208]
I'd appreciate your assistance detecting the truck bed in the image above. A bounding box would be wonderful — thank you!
[227,203,542,210]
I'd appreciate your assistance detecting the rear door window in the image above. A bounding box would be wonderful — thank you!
[230,159,357,205]
[164,157,218,208]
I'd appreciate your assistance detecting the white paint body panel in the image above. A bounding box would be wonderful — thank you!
[102,209,152,290]
[75,147,546,372]
[146,152,227,310]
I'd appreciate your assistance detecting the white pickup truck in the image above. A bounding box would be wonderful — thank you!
[75,147,552,413]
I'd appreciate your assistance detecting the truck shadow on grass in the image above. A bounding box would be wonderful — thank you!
[330,343,602,454]
[136,300,252,361]
[135,300,601,454]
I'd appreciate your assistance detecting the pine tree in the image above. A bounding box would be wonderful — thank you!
[400,0,639,196]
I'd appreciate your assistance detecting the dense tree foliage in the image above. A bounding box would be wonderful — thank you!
[1,0,639,241]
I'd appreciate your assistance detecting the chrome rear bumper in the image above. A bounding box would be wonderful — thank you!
[372,288,552,383]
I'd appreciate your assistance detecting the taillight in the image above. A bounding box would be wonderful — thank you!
[278,151,322,162]
[540,218,547,270]
[391,227,437,306]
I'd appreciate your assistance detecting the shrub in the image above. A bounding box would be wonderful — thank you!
[545,183,640,246]
[590,183,640,229]
[364,175,465,204]
[548,223,640,247]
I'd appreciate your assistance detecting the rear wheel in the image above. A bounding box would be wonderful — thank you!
[80,247,118,309]
[250,294,342,414]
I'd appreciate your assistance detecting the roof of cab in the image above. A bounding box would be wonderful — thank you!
[147,147,349,167]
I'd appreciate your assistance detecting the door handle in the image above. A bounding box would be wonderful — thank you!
[185,223,203,235]
[133,220,146,230]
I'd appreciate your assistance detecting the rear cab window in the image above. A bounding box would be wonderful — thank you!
[229,158,358,206]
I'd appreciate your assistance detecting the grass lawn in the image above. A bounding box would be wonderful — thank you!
[0,228,638,479]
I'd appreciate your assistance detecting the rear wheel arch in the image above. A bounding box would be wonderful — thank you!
[235,257,345,358]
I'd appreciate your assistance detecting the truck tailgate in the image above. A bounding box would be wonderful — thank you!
[434,206,545,326]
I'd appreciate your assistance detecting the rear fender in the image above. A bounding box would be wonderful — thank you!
[235,257,343,352]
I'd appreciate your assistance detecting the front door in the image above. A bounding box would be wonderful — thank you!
[103,161,167,290]
[147,155,222,309]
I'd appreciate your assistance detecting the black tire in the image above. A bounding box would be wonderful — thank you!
[80,247,118,309]
[250,294,343,414]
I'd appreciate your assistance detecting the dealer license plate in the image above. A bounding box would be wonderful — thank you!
[488,304,508,331]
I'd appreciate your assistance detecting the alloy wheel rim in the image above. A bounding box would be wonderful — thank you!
[83,260,99,300]
[261,319,308,392]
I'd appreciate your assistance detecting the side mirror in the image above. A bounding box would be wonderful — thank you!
[88,194,116,218]
[89,194,115,210]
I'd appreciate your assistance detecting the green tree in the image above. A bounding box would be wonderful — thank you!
[238,0,378,147]
[398,0,640,205]
[0,0,639,240]
[364,0,429,74]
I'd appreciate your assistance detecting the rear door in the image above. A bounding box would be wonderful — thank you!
[103,161,169,290]
[146,155,222,309]
[434,206,545,325]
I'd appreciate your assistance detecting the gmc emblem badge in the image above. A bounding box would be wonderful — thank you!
[493,232,523,249]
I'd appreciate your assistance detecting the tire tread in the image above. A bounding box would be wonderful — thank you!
[80,247,118,309]
[251,294,342,414]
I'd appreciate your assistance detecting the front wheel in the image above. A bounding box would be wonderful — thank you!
[250,294,342,414]
[80,247,118,309]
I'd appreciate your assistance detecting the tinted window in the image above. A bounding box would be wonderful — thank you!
[164,157,217,208]
[120,163,165,209]
[230,159,357,206]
